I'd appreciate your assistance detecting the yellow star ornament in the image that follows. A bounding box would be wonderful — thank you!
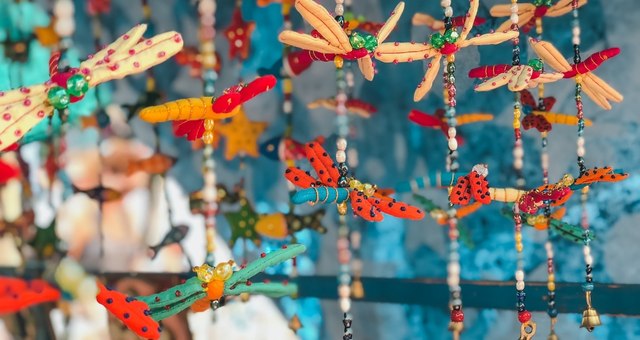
[216,108,268,160]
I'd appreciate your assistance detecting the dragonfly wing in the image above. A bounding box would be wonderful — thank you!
[459,0,480,41]
[414,54,442,101]
[508,65,534,92]
[357,55,375,81]
[87,30,183,87]
[374,42,437,63]
[412,13,442,30]
[585,73,623,103]
[581,80,612,110]
[81,24,148,70]
[474,71,511,92]
[528,38,572,72]
[376,2,405,44]
[278,31,345,54]
[460,30,519,48]
[408,109,442,127]
[295,0,351,52]
[0,91,52,150]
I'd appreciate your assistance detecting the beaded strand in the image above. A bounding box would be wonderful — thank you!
[198,0,219,265]
[439,1,464,339]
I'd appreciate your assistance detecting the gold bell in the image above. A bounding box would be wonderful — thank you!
[448,321,464,333]
[580,307,602,331]
[351,279,364,299]
[580,291,601,332]
[547,331,559,340]
[288,314,303,333]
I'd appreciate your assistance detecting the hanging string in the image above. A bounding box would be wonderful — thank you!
[571,0,599,332]
[198,0,219,266]
[533,7,558,337]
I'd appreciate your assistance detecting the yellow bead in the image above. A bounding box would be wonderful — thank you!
[212,262,234,281]
[515,233,522,243]
[548,282,556,291]
[447,54,455,63]
[193,264,215,282]
[349,179,361,189]
[516,244,523,252]
[548,274,555,282]
[513,120,521,129]
[283,79,293,94]
[203,131,215,145]
[334,56,344,69]
[204,119,215,130]
[337,202,348,216]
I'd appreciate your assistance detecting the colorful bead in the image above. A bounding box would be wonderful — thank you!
[518,310,532,323]
[66,74,89,97]
[47,86,70,109]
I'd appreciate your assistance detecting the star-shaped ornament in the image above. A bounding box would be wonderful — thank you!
[224,7,255,60]
[216,107,268,160]
[223,197,261,247]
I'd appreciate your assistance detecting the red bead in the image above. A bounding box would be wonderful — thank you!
[451,309,464,322]
[518,310,532,323]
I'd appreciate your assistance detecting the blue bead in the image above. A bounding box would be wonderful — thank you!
[547,308,558,318]
[582,282,594,292]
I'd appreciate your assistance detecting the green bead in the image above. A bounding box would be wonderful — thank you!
[430,33,445,49]
[47,86,70,109]
[363,34,378,52]
[533,0,544,5]
[349,32,366,49]
[527,58,544,72]
[66,74,89,97]
[343,11,355,22]
[443,29,459,44]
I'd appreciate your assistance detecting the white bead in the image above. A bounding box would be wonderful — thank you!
[513,146,524,158]
[336,150,346,163]
[511,13,519,23]
[54,20,75,37]
[336,105,347,115]
[198,0,216,15]
[585,254,593,266]
[54,0,75,17]
[447,262,460,275]
[577,146,585,157]
[283,101,292,113]
[541,153,549,170]
[510,4,518,12]
[448,138,458,151]
[583,246,591,256]
[448,127,456,138]
[577,137,585,147]
[337,138,347,151]
[516,281,525,290]
[515,270,524,281]
[336,93,348,102]
[441,0,451,7]
[339,297,351,312]
[336,0,344,3]
[352,259,363,272]
[444,7,453,17]
[204,171,216,186]
[572,26,581,37]
[514,158,523,170]
[284,21,292,30]
[447,275,460,287]
[338,284,351,298]
[335,4,344,15]
[203,187,217,201]
[572,37,581,45]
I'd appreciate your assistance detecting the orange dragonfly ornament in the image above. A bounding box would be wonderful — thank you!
[529,38,622,110]
[375,0,518,101]
[0,24,183,151]
[468,58,563,92]
[138,75,276,143]
[519,89,592,133]
[278,0,405,81]
[285,142,424,222]
[490,0,587,34]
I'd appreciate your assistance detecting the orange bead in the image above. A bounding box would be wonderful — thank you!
[206,280,225,301]
[190,297,211,313]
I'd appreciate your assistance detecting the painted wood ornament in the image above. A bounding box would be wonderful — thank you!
[530,39,622,110]
[375,0,518,101]
[0,24,183,151]
[278,0,406,81]
[97,244,305,340]
[285,142,425,222]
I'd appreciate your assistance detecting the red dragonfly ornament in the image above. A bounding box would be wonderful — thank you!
[285,142,424,222]
[409,108,493,145]
[491,0,587,34]
[519,89,592,133]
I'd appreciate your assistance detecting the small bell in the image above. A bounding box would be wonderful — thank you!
[240,292,251,303]
[580,307,601,331]
[351,279,364,299]
[547,331,559,340]
[580,291,601,332]
[288,314,303,333]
